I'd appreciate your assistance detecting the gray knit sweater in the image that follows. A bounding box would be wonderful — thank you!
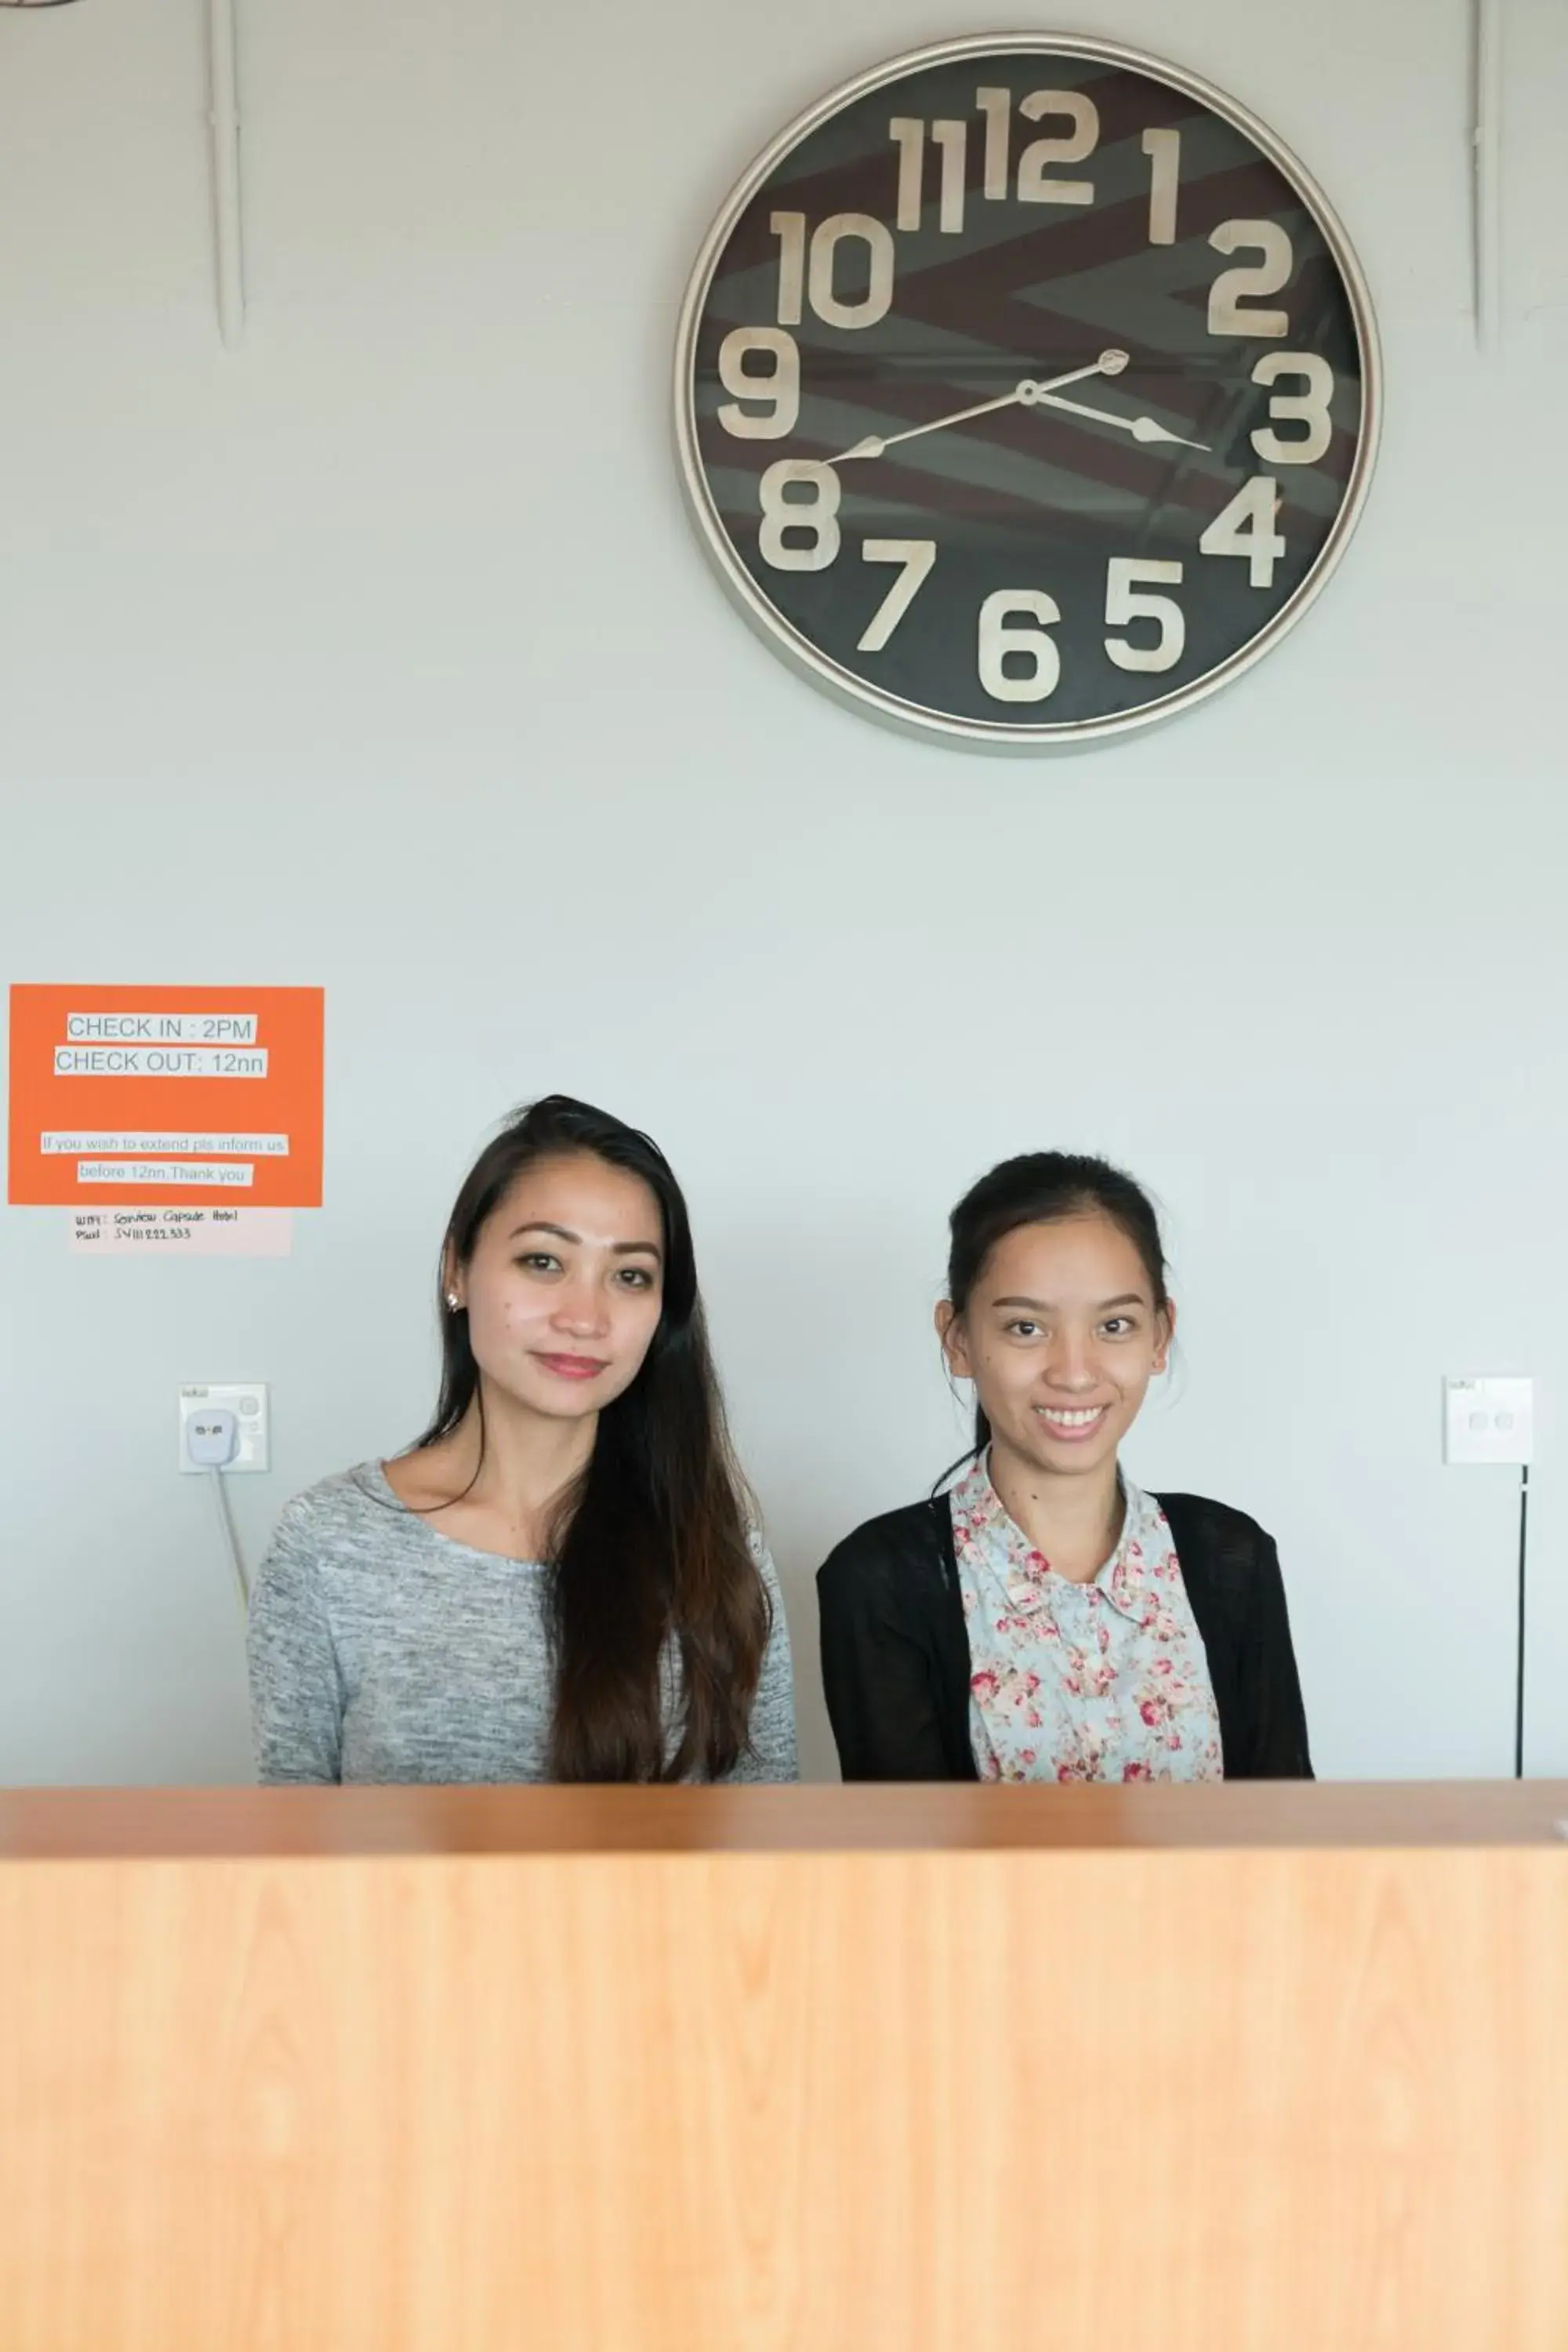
[247,1462,798,1785]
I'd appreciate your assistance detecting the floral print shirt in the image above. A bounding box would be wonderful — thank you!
[951,1455,1224,1785]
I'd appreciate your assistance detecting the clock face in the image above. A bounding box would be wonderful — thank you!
[675,36,1380,748]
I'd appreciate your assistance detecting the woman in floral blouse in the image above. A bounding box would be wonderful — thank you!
[817,1152,1312,1783]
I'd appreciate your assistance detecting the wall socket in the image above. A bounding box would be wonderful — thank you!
[178,1383,270,1473]
[1443,1376,1533,1467]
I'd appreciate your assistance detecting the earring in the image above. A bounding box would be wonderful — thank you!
[445,1292,462,1312]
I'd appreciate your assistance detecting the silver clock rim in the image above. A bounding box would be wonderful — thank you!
[672,30,1384,753]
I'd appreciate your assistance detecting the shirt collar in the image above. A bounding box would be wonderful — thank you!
[950,1452,1159,1624]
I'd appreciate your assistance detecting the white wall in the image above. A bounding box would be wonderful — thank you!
[1,0,1563,1785]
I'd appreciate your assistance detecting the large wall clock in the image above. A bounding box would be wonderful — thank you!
[674,34,1381,749]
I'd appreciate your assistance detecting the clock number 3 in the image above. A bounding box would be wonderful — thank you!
[1250,353,1335,464]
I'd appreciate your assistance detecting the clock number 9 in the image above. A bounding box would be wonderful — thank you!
[717,328,800,440]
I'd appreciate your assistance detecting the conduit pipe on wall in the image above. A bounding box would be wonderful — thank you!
[208,0,244,349]
[1473,0,1504,354]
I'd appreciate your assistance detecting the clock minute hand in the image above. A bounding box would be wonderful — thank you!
[1022,383,1211,452]
[829,387,1022,465]
[829,349,1131,464]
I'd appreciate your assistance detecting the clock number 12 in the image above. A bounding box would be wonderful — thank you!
[972,88,1098,208]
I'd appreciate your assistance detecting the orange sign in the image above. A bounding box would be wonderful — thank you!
[7,985,324,1207]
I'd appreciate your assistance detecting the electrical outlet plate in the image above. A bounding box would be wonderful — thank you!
[179,1382,269,1473]
[1443,1376,1533,1467]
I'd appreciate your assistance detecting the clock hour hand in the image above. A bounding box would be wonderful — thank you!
[1021,382,1211,452]
[829,349,1131,463]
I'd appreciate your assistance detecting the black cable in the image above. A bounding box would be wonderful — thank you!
[1514,1464,1531,1780]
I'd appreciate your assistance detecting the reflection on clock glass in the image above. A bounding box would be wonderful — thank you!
[684,45,1374,739]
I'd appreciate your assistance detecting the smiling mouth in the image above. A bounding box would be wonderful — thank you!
[533,1352,610,1381]
[1034,1405,1110,1435]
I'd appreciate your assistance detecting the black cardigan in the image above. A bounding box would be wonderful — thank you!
[817,1491,1312,1781]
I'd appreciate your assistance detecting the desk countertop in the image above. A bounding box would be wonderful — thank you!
[0,1777,1564,1858]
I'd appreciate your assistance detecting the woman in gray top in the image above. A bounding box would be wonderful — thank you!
[248,1094,797,1784]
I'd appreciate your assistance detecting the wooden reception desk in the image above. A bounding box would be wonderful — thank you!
[1,1782,1565,2351]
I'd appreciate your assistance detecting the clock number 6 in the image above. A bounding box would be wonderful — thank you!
[978,566,1189,699]
[978,591,1062,703]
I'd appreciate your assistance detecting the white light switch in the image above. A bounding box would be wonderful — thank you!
[1443,1376,1533,1467]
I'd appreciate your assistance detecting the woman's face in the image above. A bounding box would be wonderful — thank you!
[450,1152,666,1424]
[939,1212,1171,1485]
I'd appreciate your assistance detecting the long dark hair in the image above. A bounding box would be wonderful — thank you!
[945,1151,1171,1464]
[413,1094,769,1783]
